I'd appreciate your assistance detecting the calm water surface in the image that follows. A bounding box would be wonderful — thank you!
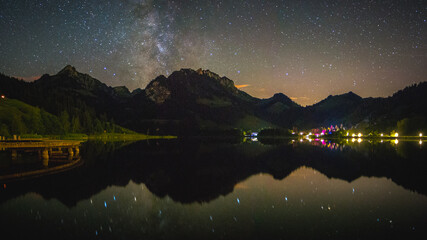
[0,139,426,239]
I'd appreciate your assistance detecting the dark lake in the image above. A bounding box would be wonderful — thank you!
[1,138,427,239]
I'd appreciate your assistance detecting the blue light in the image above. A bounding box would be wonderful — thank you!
[104,201,107,208]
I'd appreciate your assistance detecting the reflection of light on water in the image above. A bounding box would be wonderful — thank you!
[394,139,399,144]
[351,138,356,143]
[380,139,383,143]
[251,137,258,142]
[357,138,362,143]
[420,140,423,145]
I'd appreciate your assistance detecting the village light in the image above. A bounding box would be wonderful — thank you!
[395,133,399,137]
[420,133,423,137]
[358,133,362,137]
[380,133,383,137]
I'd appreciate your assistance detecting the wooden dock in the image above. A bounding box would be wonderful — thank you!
[0,140,83,149]
[0,140,84,181]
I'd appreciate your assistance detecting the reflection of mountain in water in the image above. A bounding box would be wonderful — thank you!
[1,139,426,207]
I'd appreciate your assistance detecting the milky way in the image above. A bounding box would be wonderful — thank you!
[0,0,426,105]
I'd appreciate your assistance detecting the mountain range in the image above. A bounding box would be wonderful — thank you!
[0,65,426,135]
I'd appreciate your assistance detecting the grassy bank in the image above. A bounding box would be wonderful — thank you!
[88,133,176,141]
[17,133,176,141]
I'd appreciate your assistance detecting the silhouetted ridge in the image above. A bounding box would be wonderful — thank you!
[0,65,426,135]
[143,68,255,104]
[57,65,78,77]
[314,91,362,107]
[270,93,300,106]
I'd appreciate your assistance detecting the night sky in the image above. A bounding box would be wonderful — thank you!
[0,0,426,106]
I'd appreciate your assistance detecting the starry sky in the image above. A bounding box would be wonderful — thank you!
[0,0,426,106]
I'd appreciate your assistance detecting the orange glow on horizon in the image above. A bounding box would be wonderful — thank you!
[235,84,250,89]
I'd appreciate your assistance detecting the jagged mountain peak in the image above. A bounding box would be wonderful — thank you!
[144,68,254,104]
[34,65,110,94]
[171,68,233,86]
[145,75,170,104]
[57,65,78,77]
[196,68,221,80]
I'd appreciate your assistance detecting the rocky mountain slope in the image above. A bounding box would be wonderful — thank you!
[1,66,426,135]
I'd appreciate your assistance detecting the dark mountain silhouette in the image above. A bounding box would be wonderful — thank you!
[256,93,303,128]
[299,91,364,128]
[259,93,300,110]
[0,66,138,134]
[1,66,426,135]
[139,68,274,133]
[298,84,427,133]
